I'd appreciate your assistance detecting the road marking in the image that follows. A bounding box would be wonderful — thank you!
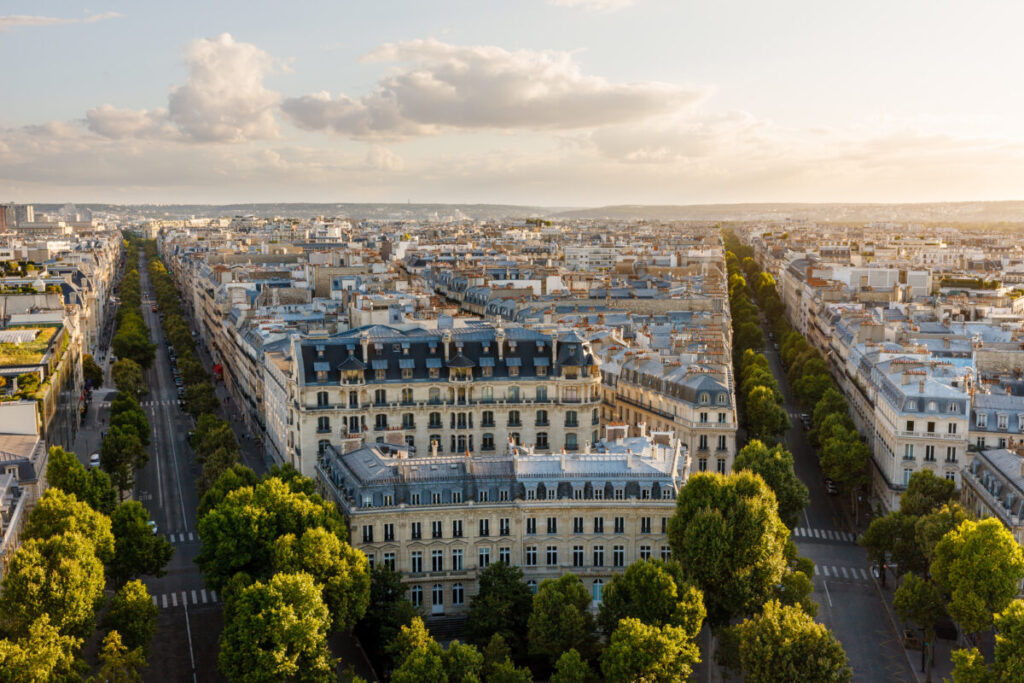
[841,567,849,579]
[192,590,198,605]
[822,566,830,577]
[211,590,218,602]
[162,594,168,608]
[152,596,158,607]
[201,589,208,604]
[813,564,818,576]
[823,580,833,607]
[171,592,177,607]
[812,529,821,538]
[859,568,869,580]
[188,532,194,542]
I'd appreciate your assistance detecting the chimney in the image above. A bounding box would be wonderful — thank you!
[902,371,911,385]
[919,380,925,394]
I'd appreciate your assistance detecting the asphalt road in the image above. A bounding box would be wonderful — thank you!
[761,327,917,682]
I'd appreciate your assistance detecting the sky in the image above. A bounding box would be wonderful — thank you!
[2,0,1024,206]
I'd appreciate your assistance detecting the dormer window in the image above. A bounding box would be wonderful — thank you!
[716,393,727,405]
[948,402,959,413]
[699,392,710,405]
[977,413,988,428]
[927,401,938,412]
[907,400,917,411]
[998,414,1009,430]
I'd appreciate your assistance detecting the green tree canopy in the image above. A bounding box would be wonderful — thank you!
[354,566,418,670]
[733,440,809,529]
[218,572,336,682]
[46,446,117,516]
[103,580,158,656]
[931,518,1024,635]
[551,648,593,683]
[466,561,535,659]
[271,527,370,632]
[23,488,115,563]
[184,382,220,418]
[110,501,174,586]
[90,630,146,683]
[894,572,945,682]
[198,463,258,517]
[668,472,789,626]
[100,425,146,495]
[736,600,851,683]
[83,354,104,388]
[600,617,701,683]
[527,574,598,664]
[901,470,956,517]
[111,359,145,397]
[745,385,789,444]
[597,560,705,637]
[0,614,80,683]
[0,532,105,639]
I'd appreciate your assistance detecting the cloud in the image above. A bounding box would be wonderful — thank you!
[86,33,279,143]
[0,12,121,31]
[282,39,708,138]
[550,0,635,12]
[365,145,405,171]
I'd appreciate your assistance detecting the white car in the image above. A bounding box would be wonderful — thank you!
[89,453,101,469]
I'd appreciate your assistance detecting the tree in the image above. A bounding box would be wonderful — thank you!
[597,560,705,636]
[46,446,118,516]
[482,634,534,683]
[354,566,417,670]
[198,463,257,517]
[793,373,833,409]
[103,580,158,655]
[600,618,701,683]
[551,649,593,683]
[466,562,535,658]
[667,472,789,626]
[184,382,219,418]
[101,425,146,495]
[901,470,956,517]
[83,354,104,388]
[199,446,242,497]
[950,599,1024,683]
[110,501,174,586]
[90,631,146,683]
[527,574,598,664]
[271,527,370,631]
[0,532,105,638]
[736,600,850,683]
[733,440,809,529]
[22,488,115,563]
[894,573,945,682]
[0,614,80,682]
[109,404,150,447]
[196,477,347,590]
[111,359,145,397]
[812,388,848,429]
[111,328,155,369]
[218,572,336,682]
[820,428,868,487]
[931,518,1024,635]
[745,386,789,443]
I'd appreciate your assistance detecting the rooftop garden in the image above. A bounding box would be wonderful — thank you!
[939,277,1001,290]
[0,325,58,367]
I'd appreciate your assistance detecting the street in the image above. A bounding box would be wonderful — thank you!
[761,330,918,682]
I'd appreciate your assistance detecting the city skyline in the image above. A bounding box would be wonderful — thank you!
[3,1,1024,205]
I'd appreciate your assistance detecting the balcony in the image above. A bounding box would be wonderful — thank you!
[899,430,963,441]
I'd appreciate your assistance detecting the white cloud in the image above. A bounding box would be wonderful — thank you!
[550,0,635,12]
[365,145,405,171]
[282,39,707,138]
[86,33,279,143]
[0,12,121,31]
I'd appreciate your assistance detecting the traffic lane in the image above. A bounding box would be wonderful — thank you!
[144,603,222,683]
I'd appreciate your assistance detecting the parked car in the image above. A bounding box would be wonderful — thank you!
[147,520,157,535]
[89,453,101,469]
[800,413,811,429]
[151,305,158,312]
[824,478,838,495]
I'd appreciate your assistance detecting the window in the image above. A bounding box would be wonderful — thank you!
[699,412,708,423]
[906,420,915,432]
[402,413,415,429]
[482,365,493,378]
[430,367,440,379]
[662,517,668,533]
[977,413,988,428]
[699,392,710,405]
[537,364,547,377]
[411,522,422,539]
[508,386,520,401]
[374,414,388,430]
[527,580,537,594]
[903,468,913,487]
[525,546,537,566]
[573,545,584,567]
[593,488,604,500]
[536,432,549,449]
[574,488,583,500]
[547,487,556,500]
[614,488,624,501]
[565,411,578,427]
[999,414,1009,430]
[945,471,956,481]
[614,517,624,534]
[718,412,727,423]
[432,521,443,538]
[479,519,490,537]
[482,411,495,427]
[928,401,937,412]
[362,525,374,543]
[411,552,423,573]
[640,545,652,561]
[348,391,359,408]
[565,433,578,451]
[592,580,603,603]
[925,445,935,462]
[594,517,604,534]
[499,490,509,502]
[948,423,957,435]
[699,434,708,451]
[977,436,986,449]
[526,518,537,535]
[640,517,651,534]
[536,410,549,426]
[717,459,726,474]
[547,517,558,534]
[907,400,917,411]
[904,444,914,461]
[509,365,519,377]
[317,416,330,433]
[452,583,464,606]
[499,518,510,536]
[374,389,387,405]
[452,491,462,504]
[410,492,421,506]
[573,517,584,534]
[402,366,413,380]
[316,391,328,407]
[432,492,442,504]
[510,432,520,446]
[717,435,727,451]
[432,550,443,572]
[383,552,395,570]
[508,410,521,427]
[452,549,464,571]
[411,586,423,607]
[527,488,536,501]
[452,520,463,538]
[499,547,511,564]
[946,446,957,463]
[546,546,559,566]
[481,433,495,451]
[536,387,548,401]
[661,546,671,561]
[927,421,936,434]
[318,440,330,456]
[948,402,959,413]
[698,457,708,471]
[593,545,605,567]
[613,545,625,567]
[478,547,490,568]
[432,584,444,608]
[384,523,395,541]
[716,392,727,405]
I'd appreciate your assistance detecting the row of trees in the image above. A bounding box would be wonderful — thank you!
[0,446,170,679]
[111,243,156,370]
[860,470,1024,681]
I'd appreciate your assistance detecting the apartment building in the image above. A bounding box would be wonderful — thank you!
[284,322,602,480]
[316,426,687,615]
[961,448,1024,546]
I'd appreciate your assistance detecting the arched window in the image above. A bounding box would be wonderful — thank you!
[410,586,422,607]
[374,389,387,405]
[481,386,493,401]
[482,433,495,451]
[716,392,727,405]
[526,580,537,594]
[699,392,710,405]
[316,391,328,407]
[432,584,444,614]
[508,410,521,427]
[317,416,330,433]
[318,439,330,455]
[507,386,520,401]
[565,433,578,451]
[536,432,549,450]
[429,388,441,403]
[402,413,415,429]
[401,388,413,403]
[429,412,442,428]
[592,579,603,603]
[536,409,548,426]
[565,411,578,427]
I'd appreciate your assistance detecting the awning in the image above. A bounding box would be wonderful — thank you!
[534,357,550,367]
[478,357,495,367]
[399,359,416,369]
[371,360,388,370]
[505,357,522,367]
[426,358,442,368]
[212,364,223,373]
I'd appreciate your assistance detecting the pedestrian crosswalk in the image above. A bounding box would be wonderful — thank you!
[152,588,219,609]
[813,564,873,582]
[97,399,182,407]
[166,532,198,544]
[792,527,857,543]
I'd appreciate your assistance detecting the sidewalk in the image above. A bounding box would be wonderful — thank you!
[873,568,956,682]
